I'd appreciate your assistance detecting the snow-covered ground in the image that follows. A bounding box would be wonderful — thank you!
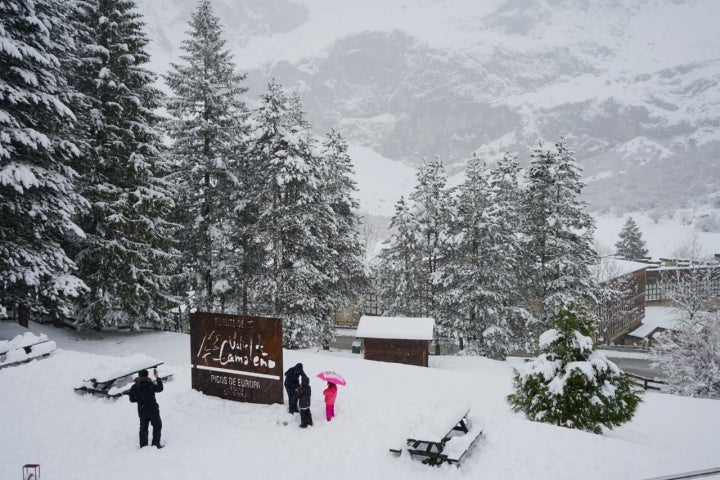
[2,321,719,480]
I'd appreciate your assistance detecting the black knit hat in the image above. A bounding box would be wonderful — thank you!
[139,369,149,378]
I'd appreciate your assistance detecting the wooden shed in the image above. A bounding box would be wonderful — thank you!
[356,316,434,367]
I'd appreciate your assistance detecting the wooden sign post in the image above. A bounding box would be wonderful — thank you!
[190,313,283,404]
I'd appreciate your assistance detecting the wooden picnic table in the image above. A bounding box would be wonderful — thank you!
[391,403,482,466]
[0,333,56,369]
[407,403,471,441]
[440,425,483,466]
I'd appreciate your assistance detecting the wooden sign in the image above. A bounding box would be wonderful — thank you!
[190,312,283,404]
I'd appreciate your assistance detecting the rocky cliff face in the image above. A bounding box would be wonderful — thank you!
[139,0,720,213]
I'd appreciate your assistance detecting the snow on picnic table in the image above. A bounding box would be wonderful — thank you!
[81,353,163,383]
[1,321,719,480]
[404,401,470,442]
[0,331,49,353]
[0,330,55,367]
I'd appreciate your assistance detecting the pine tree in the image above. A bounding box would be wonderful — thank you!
[438,155,494,356]
[488,152,535,351]
[69,0,178,329]
[249,82,339,348]
[523,139,598,331]
[318,130,368,336]
[0,0,87,321]
[507,304,642,433]
[438,153,527,359]
[164,0,250,313]
[408,159,453,319]
[375,160,453,352]
[614,217,648,259]
[377,160,452,317]
[376,196,422,316]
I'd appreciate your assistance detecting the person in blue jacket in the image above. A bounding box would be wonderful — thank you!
[284,363,309,414]
[129,368,164,448]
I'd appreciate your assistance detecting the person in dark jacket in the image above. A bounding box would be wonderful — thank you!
[284,363,308,414]
[297,383,313,428]
[129,368,164,448]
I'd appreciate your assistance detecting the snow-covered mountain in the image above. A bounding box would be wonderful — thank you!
[137,0,720,214]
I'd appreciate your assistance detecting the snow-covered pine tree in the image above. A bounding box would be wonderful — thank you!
[507,303,642,433]
[523,139,598,332]
[651,309,720,398]
[164,0,250,313]
[488,152,535,352]
[375,196,423,317]
[318,130,368,340]
[437,154,517,359]
[249,82,338,348]
[0,0,88,321]
[69,0,178,329]
[614,217,648,260]
[407,159,453,319]
[376,160,453,350]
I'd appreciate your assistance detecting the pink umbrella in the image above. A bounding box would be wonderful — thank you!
[317,371,346,386]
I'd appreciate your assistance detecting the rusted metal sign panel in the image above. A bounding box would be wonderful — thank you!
[190,312,283,404]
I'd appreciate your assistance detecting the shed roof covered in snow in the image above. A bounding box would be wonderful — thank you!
[356,316,434,340]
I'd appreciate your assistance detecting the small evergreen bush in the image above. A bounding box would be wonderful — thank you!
[507,304,642,434]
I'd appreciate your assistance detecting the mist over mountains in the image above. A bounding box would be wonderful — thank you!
[138,0,720,215]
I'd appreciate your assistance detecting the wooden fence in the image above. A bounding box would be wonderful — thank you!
[625,372,666,391]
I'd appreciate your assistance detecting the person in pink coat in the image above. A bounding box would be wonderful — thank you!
[323,382,338,421]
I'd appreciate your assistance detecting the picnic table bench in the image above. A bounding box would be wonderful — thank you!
[0,332,56,369]
[74,361,173,398]
[390,404,483,466]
